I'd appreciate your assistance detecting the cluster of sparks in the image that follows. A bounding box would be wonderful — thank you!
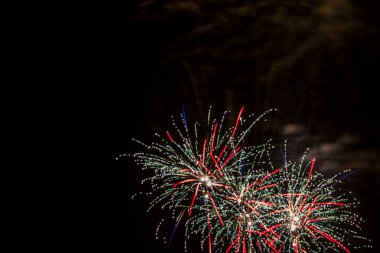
[126,106,370,252]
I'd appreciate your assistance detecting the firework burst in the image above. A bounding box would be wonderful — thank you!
[124,106,370,252]
[187,141,280,253]
[256,148,369,253]
[128,106,275,251]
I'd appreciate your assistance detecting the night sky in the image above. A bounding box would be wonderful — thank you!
[101,1,380,251]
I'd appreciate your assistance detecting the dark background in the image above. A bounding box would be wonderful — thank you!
[98,0,380,252]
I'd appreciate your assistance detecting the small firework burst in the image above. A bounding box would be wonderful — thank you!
[190,141,281,253]
[257,148,369,253]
